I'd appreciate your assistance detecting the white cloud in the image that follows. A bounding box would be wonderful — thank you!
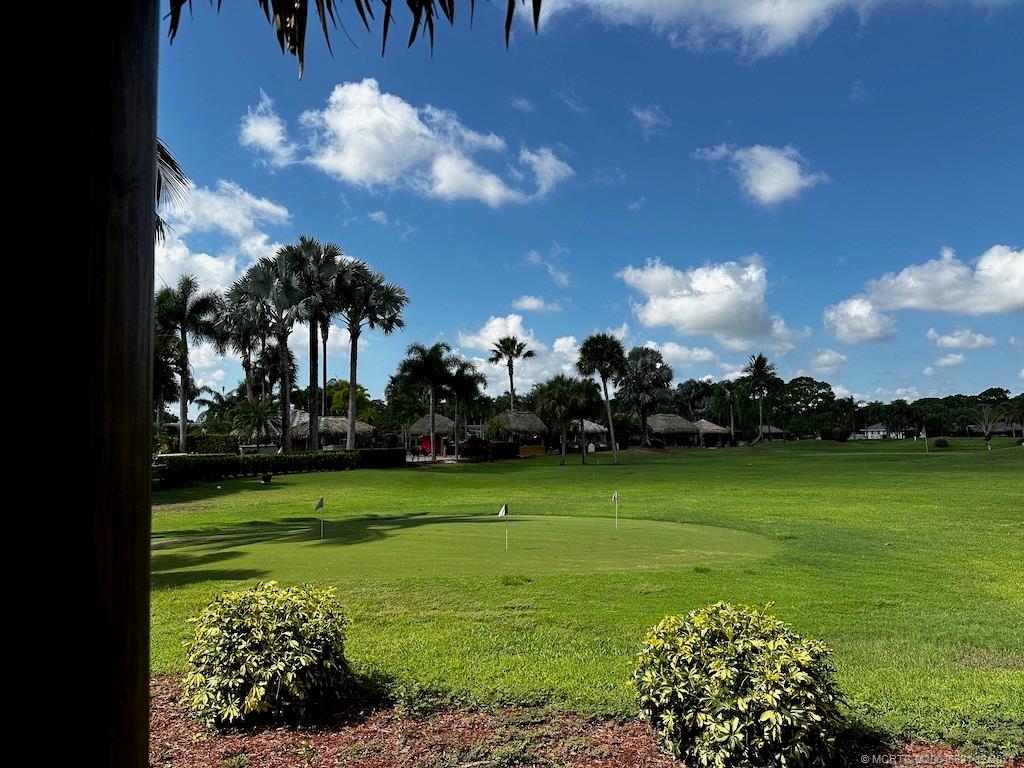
[934,353,966,368]
[925,327,996,349]
[1011,337,1024,351]
[823,296,896,344]
[457,315,580,394]
[695,143,827,206]
[868,245,1024,315]
[155,180,290,291]
[525,246,571,286]
[367,210,389,224]
[555,86,588,113]
[510,95,535,113]
[645,341,717,367]
[832,384,865,401]
[630,104,671,140]
[241,80,571,208]
[893,386,921,402]
[1019,367,1024,381]
[513,295,562,313]
[239,90,298,168]
[538,1,1010,58]
[607,322,630,342]
[923,366,936,376]
[826,244,1024,343]
[849,79,868,102]
[195,368,227,390]
[809,348,847,376]
[628,196,646,212]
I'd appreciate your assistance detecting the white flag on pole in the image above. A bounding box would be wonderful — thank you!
[315,497,325,511]
[611,491,618,503]
[498,503,508,517]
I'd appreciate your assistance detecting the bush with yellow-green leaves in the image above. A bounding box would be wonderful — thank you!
[182,582,349,726]
[633,602,846,767]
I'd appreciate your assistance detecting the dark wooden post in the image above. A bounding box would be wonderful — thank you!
[87,1,158,764]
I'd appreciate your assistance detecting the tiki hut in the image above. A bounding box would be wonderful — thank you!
[409,413,456,455]
[573,419,608,447]
[759,424,787,441]
[486,410,548,445]
[290,409,374,450]
[695,418,730,447]
[646,413,699,447]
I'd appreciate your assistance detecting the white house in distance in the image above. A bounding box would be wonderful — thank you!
[855,422,903,440]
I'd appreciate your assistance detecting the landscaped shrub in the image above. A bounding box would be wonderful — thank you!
[458,435,491,460]
[634,602,846,767]
[933,438,949,448]
[188,433,239,454]
[157,448,406,487]
[490,441,520,460]
[183,582,350,726]
[828,428,851,442]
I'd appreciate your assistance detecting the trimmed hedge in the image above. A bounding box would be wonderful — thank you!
[157,448,406,487]
[490,441,520,460]
[187,433,239,454]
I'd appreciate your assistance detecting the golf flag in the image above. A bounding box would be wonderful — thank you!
[315,497,325,511]
[498,503,508,517]
[611,491,618,503]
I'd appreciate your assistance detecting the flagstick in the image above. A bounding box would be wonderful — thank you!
[615,495,619,533]
[320,515,324,540]
[505,518,509,552]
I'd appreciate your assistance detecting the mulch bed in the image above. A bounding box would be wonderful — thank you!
[150,677,1022,767]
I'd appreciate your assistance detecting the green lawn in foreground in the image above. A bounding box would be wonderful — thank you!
[152,439,1024,757]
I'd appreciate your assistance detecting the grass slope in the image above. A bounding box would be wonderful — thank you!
[152,439,1024,757]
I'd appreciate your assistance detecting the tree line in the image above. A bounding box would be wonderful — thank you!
[155,255,1022,458]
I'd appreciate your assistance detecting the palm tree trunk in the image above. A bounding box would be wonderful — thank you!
[279,334,292,452]
[508,361,515,411]
[346,326,360,450]
[758,394,764,442]
[728,402,735,445]
[322,329,328,416]
[640,407,650,447]
[429,387,437,460]
[580,418,586,464]
[560,426,566,466]
[602,378,619,465]
[260,336,268,401]
[309,320,319,451]
[179,328,189,452]
[87,3,158,762]
[243,350,254,401]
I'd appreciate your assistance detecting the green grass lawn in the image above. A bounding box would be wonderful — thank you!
[152,438,1024,757]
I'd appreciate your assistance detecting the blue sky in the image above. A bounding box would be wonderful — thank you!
[157,0,1024,408]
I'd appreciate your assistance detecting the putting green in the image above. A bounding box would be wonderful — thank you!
[152,514,775,583]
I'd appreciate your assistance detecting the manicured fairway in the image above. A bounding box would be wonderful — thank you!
[152,439,1024,757]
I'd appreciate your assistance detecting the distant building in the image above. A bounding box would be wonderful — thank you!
[854,423,908,440]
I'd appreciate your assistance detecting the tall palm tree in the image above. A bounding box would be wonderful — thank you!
[719,382,737,443]
[572,378,601,465]
[447,357,487,461]
[398,342,454,460]
[489,336,536,411]
[231,399,282,446]
[534,375,582,466]
[155,275,223,452]
[336,263,408,449]
[237,250,304,451]
[742,353,777,443]
[617,347,673,447]
[576,333,627,464]
[294,236,341,451]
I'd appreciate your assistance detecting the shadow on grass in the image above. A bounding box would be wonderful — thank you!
[151,548,269,590]
[154,513,498,553]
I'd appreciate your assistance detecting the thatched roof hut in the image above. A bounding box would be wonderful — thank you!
[759,425,786,437]
[695,418,730,435]
[577,418,608,435]
[646,413,698,435]
[290,409,374,439]
[487,410,548,437]
[409,413,456,436]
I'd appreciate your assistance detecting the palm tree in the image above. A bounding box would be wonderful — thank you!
[572,378,601,465]
[336,263,408,449]
[231,399,282,446]
[398,342,454,460]
[294,236,341,451]
[534,375,583,466]
[194,386,234,424]
[576,333,627,464]
[742,353,777,442]
[237,250,304,451]
[719,382,737,443]
[447,357,487,461]
[617,347,673,447]
[155,139,188,242]
[489,336,536,411]
[155,275,223,452]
